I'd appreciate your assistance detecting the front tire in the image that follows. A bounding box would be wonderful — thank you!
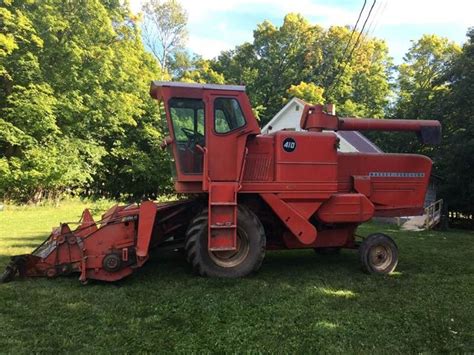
[359,233,398,274]
[185,206,266,277]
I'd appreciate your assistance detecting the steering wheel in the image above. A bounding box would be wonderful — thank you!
[181,127,205,147]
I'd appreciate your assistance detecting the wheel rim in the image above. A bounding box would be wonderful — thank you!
[369,244,393,271]
[208,228,250,268]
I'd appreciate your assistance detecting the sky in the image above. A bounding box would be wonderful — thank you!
[129,0,473,64]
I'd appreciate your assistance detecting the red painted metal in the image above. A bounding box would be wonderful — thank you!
[208,182,238,250]
[2,82,441,283]
[150,82,437,256]
[260,193,318,245]
[339,117,440,131]
[301,103,441,134]
[316,193,374,223]
[136,201,158,265]
[4,200,195,283]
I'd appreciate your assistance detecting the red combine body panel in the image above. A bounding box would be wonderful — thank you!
[2,81,441,284]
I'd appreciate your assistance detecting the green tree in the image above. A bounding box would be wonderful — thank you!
[1,0,170,202]
[212,14,392,125]
[372,34,461,155]
[0,1,86,202]
[396,34,461,119]
[435,29,474,214]
[287,81,325,104]
[141,0,188,72]
[178,55,225,84]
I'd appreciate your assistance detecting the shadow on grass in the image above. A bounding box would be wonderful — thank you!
[1,242,368,300]
[1,248,362,287]
[2,223,473,353]
[137,248,365,291]
[0,235,49,242]
[6,243,47,248]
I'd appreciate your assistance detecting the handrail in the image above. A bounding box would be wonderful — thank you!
[424,199,443,229]
[196,145,209,191]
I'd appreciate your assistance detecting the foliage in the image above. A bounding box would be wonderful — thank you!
[1,0,473,216]
[142,0,187,72]
[369,34,461,156]
[177,54,225,84]
[211,14,392,124]
[396,35,460,120]
[434,29,474,213]
[0,202,473,352]
[1,140,100,202]
[369,32,473,214]
[287,81,325,104]
[0,0,170,202]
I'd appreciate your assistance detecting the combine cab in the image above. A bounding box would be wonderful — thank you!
[1,81,441,283]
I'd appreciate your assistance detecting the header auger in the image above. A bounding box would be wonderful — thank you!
[1,81,441,284]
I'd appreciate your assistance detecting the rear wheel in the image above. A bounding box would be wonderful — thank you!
[359,233,398,274]
[185,206,266,277]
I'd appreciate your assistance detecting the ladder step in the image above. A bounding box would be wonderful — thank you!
[210,202,237,206]
[210,224,237,229]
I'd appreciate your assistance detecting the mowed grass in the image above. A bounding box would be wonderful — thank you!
[0,200,473,353]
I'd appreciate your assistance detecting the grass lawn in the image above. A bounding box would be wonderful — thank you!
[0,200,473,353]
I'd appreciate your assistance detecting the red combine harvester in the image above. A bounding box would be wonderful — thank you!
[1,82,441,284]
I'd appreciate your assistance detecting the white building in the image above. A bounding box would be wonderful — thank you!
[262,98,382,153]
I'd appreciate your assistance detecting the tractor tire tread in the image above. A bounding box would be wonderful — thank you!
[359,233,398,274]
[184,205,265,278]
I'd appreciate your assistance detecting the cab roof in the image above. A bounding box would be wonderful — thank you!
[151,81,246,92]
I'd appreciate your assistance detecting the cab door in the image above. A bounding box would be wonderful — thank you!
[205,93,254,182]
[203,92,259,250]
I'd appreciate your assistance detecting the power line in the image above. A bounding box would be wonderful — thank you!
[345,0,377,65]
[355,0,386,66]
[323,0,367,89]
[339,0,368,65]
[368,0,387,38]
[365,0,383,38]
[326,0,377,98]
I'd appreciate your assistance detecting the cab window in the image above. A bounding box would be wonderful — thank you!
[214,98,246,134]
[169,98,205,146]
[169,98,205,175]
